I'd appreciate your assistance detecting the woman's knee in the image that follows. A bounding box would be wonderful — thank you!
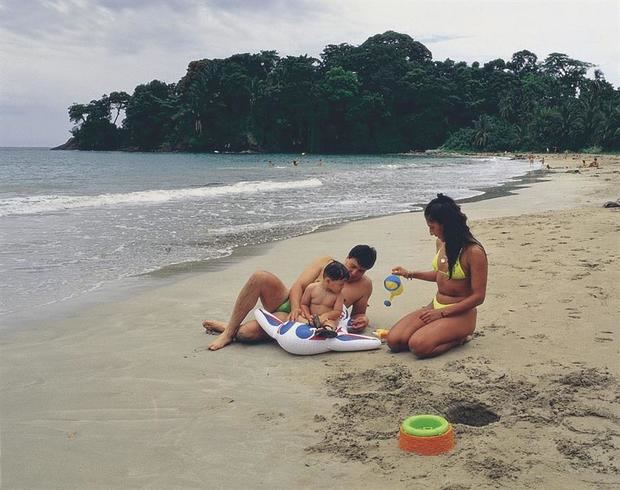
[386,329,410,352]
[386,337,406,352]
[408,334,434,358]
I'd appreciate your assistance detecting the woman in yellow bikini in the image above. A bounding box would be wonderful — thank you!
[387,194,488,358]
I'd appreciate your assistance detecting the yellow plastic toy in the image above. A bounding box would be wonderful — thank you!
[372,328,390,340]
[383,274,403,306]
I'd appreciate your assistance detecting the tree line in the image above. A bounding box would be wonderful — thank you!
[64,31,620,153]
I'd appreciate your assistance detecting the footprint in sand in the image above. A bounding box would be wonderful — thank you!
[570,272,591,280]
[193,346,210,353]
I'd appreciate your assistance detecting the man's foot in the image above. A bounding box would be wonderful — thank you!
[202,319,226,335]
[208,332,234,351]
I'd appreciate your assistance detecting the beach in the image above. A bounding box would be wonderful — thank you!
[1,153,618,488]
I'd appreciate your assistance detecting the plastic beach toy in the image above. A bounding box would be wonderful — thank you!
[254,306,381,356]
[372,328,390,340]
[383,274,403,306]
[402,415,449,437]
[399,415,455,455]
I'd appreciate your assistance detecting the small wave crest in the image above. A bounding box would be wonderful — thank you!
[0,178,323,216]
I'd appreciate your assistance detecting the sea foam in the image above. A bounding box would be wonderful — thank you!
[0,178,323,216]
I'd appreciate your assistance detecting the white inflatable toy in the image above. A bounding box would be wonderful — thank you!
[254,306,381,355]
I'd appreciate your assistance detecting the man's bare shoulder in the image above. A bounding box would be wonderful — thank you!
[294,256,335,287]
[344,274,372,296]
[303,255,335,270]
[359,274,373,292]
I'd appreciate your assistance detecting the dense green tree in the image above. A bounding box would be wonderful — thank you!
[254,55,320,151]
[124,81,176,150]
[65,31,618,153]
[109,91,130,125]
[507,50,538,76]
[68,95,124,150]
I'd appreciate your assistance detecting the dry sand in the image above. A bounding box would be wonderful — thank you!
[1,154,619,489]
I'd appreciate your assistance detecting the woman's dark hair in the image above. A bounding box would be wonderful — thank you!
[323,260,350,281]
[347,244,377,270]
[424,194,481,278]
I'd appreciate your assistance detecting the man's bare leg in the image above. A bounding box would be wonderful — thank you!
[203,318,281,341]
[202,320,226,335]
[207,271,288,351]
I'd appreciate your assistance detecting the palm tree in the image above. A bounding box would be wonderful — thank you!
[473,115,491,148]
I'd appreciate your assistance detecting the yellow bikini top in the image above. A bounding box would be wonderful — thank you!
[432,248,467,280]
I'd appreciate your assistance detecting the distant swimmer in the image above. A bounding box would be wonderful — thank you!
[268,160,274,167]
[292,160,299,166]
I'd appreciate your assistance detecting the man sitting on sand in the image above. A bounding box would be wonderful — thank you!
[203,244,377,350]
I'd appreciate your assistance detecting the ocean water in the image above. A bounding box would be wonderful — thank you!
[0,148,531,326]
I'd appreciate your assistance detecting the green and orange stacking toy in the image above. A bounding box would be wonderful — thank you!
[399,415,455,455]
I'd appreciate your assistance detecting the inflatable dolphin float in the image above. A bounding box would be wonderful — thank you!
[254,306,381,355]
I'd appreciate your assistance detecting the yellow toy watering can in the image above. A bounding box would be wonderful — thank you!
[383,274,403,306]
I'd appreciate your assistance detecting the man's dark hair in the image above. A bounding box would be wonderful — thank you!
[323,260,350,281]
[347,244,377,270]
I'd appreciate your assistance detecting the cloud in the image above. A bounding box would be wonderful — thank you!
[206,0,316,14]
[418,35,470,45]
[1,0,618,146]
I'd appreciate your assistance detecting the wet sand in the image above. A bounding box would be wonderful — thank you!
[1,153,618,488]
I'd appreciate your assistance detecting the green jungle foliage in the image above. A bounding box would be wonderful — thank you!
[66,31,620,153]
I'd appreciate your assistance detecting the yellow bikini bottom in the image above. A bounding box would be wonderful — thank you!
[433,296,451,310]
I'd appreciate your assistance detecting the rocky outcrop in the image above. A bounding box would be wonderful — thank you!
[51,137,79,150]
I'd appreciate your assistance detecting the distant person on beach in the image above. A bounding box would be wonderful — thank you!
[203,245,377,350]
[300,260,350,337]
[387,194,487,358]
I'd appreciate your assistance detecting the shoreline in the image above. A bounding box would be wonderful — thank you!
[1,153,618,488]
[0,157,545,333]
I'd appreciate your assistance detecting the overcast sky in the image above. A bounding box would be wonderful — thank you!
[1,0,618,147]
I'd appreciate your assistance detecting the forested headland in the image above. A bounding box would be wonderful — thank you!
[61,31,620,153]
